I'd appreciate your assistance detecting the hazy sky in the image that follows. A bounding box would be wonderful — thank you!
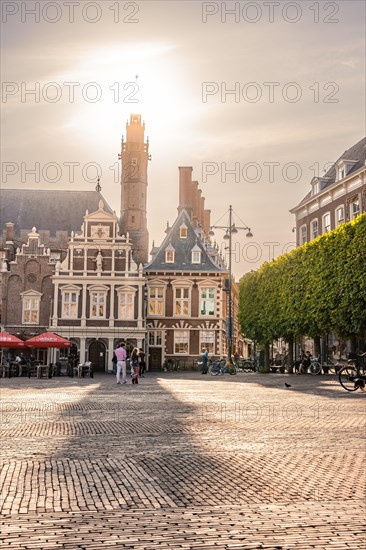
[1,0,365,276]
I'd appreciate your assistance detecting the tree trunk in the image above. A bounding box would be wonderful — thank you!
[287,336,294,374]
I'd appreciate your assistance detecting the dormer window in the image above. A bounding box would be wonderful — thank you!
[191,244,201,264]
[179,223,188,239]
[337,159,357,181]
[165,244,175,263]
[311,179,319,196]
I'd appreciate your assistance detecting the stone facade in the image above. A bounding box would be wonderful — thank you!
[50,200,146,371]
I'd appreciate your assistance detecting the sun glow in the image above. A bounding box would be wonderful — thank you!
[57,42,194,147]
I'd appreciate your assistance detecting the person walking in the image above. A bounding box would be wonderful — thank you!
[201,348,209,374]
[112,352,117,374]
[115,343,127,384]
[131,347,140,384]
[139,348,146,377]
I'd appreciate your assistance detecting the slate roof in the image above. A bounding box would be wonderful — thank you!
[296,136,366,208]
[0,189,114,238]
[144,209,226,273]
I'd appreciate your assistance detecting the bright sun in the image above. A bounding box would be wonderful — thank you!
[59,42,192,146]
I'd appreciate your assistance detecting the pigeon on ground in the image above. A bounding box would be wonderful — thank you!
[285,383,292,388]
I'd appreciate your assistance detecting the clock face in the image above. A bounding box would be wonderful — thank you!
[91,225,109,239]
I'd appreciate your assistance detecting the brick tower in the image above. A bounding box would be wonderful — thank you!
[119,114,150,264]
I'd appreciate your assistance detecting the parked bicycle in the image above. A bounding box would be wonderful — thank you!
[209,358,237,376]
[338,352,366,392]
[236,357,257,372]
[162,359,180,372]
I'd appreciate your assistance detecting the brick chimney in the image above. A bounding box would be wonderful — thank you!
[203,209,211,235]
[5,222,14,243]
[178,167,193,217]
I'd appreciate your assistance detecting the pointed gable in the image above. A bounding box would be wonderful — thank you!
[144,209,226,273]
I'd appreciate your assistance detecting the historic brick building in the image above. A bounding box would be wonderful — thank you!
[291,137,366,244]
[144,167,243,369]
[1,227,55,363]
[1,114,246,370]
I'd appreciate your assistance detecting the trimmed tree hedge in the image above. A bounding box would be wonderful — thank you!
[239,214,366,345]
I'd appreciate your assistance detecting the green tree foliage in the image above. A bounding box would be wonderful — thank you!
[239,214,366,344]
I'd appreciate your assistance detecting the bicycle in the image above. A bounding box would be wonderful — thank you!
[338,352,366,392]
[236,358,257,372]
[162,359,180,372]
[209,359,237,376]
[294,355,322,375]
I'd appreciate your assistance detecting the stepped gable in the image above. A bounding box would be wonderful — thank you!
[145,209,225,273]
[0,189,114,239]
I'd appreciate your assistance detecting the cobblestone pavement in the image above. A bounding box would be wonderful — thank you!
[1,372,365,549]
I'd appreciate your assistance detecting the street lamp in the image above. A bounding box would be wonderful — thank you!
[209,205,253,363]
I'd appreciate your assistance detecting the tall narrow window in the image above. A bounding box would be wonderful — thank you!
[311,219,318,240]
[336,206,345,226]
[299,225,307,245]
[90,291,106,318]
[179,224,188,239]
[350,198,360,219]
[22,293,41,324]
[200,288,215,316]
[148,287,164,315]
[323,213,331,233]
[165,249,175,263]
[119,292,134,319]
[174,288,190,316]
[62,290,79,318]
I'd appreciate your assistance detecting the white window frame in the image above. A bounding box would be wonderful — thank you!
[199,287,216,317]
[61,286,80,319]
[311,219,318,240]
[174,330,189,354]
[299,224,307,245]
[148,286,165,316]
[149,330,163,346]
[165,249,175,263]
[174,286,190,316]
[192,250,201,264]
[21,290,42,325]
[323,212,331,233]
[200,330,215,354]
[350,197,360,220]
[336,206,345,226]
[89,286,108,319]
[117,287,136,320]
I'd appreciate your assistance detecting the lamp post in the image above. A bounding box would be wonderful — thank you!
[209,205,253,363]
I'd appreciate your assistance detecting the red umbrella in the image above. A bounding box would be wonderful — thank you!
[0,331,26,349]
[25,332,71,349]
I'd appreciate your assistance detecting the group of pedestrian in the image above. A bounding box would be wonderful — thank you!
[113,343,146,385]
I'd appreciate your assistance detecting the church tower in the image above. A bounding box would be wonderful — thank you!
[119,114,150,264]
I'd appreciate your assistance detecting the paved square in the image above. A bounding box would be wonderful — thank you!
[1,372,365,549]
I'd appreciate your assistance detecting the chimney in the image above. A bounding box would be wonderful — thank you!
[203,209,211,235]
[199,196,205,227]
[5,222,14,243]
[191,182,198,221]
[178,167,193,217]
